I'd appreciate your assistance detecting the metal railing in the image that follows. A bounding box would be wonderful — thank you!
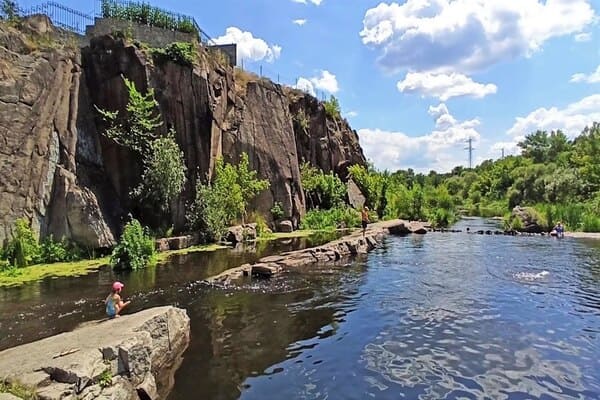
[18,2,94,35]
[2,0,215,44]
[97,0,214,44]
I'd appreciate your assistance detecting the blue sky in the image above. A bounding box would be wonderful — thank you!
[22,0,600,172]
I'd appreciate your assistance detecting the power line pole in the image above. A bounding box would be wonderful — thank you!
[465,138,474,169]
[501,148,505,159]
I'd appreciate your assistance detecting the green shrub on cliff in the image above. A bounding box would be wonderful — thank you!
[301,163,347,210]
[188,153,270,242]
[133,130,187,214]
[323,95,341,119]
[110,218,155,271]
[96,76,162,154]
[151,42,196,66]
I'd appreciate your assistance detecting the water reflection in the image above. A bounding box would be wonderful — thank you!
[0,234,341,350]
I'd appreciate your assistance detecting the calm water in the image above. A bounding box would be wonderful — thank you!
[1,220,600,399]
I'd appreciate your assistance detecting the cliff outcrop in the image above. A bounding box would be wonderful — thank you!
[0,16,367,247]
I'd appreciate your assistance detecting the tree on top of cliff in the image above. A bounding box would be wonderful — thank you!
[323,95,341,120]
[96,76,162,154]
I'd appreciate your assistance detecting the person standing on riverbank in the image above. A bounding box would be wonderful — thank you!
[361,206,370,237]
[105,281,131,319]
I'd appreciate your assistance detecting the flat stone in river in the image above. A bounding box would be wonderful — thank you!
[0,306,190,400]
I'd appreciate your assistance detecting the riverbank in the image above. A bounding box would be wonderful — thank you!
[205,219,426,284]
[0,306,189,400]
[0,231,321,288]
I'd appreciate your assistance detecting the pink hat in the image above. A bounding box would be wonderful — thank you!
[112,281,124,291]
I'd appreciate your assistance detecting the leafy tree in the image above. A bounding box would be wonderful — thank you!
[97,76,162,154]
[518,130,550,163]
[188,154,269,241]
[301,163,346,210]
[133,130,187,214]
[571,122,600,196]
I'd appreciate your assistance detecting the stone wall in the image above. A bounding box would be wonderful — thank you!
[85,18,195,48]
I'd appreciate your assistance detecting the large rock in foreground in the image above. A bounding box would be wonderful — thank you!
[0,307,190,400]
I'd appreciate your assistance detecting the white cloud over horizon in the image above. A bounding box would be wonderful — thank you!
[397,72,497,101]
[294,70,340,96]
[358,103,481,172]
[506,94,600,138]
[571,65,600,84]
[360,0,596,75]
[488,94,600,158]
[213,27,281,64]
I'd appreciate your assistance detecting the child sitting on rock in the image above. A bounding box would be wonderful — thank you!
[105,281,131,319]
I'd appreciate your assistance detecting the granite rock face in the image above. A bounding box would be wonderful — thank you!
[0,17,116,247]
[0,18,367,247]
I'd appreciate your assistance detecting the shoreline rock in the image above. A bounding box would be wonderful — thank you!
[204,219,427,284]
[0,307,190,400]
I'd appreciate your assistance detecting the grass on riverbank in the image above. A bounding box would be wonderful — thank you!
[0,257,110,288]
[0,231,320,288]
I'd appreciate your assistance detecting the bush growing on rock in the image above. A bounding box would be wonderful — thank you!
[270,202,284,221]
[300,207,360,231]
[133,130,187,216]
[96,76,162,155]
[151,42,196,66]
[301,163,347,210]
[110,219,156,271]
[323,95,341,119]
[2,218,41,268]
[188,153,270,242]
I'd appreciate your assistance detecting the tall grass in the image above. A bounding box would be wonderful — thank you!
[533,203,600,232]
[300,207,360,231]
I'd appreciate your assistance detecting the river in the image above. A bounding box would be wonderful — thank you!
[1,219,600,399]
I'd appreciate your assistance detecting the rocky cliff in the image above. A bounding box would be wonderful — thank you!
[0,16,366,247]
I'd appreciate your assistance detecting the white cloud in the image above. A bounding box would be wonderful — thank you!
[358,103,481,172]
[574,32,592,42]
[310,70,339,93]
[570,65,600,83]
[293,19,308,26]
[294,77,316,96]
[397,72,497,100]
[506,94,600,139]
[345,111,359,118]
[291,0,323,5]
[294,70,340,96]
[360,0,596,74]
[213,27,281,63]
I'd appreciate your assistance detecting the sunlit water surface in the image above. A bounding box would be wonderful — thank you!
[1,221,599,399]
